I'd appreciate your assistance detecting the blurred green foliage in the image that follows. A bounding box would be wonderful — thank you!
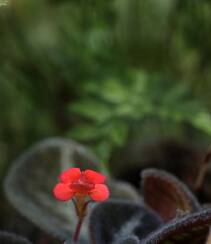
[1,0,211,173]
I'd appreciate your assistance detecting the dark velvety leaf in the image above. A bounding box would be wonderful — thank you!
[108,180,141,202]
[4,138,140,241]
[4,138,99,241]
[141,208,211,244]
[0,231,32,244]
[64,239,88,244]
[116,235,140,244]
[89,200,163,244]
[141,168,200,222]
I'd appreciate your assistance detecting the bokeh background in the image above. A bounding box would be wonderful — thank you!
[1,0,211,242]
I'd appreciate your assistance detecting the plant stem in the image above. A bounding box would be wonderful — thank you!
[195,148,211,191]
[71,198,92,243]
[195,164,208,191]
[72,217,84,243]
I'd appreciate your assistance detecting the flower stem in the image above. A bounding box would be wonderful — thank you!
[72,199,92,243]
[195,148,211,191]
[195,163,208,191]
[72,217,84,243]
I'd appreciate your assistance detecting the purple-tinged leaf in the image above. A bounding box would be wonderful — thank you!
[141,168,200,222]
[142,208,211,244]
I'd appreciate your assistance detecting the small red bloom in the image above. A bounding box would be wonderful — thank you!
[53,168,109,202]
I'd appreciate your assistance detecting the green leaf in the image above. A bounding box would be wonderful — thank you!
[190,112,211,135]
[81,79,130,104]
[98,79,130,104]
[67,124,101,141]
[92,140,113,162]
[69,99,111,122]
[108,122,129,146]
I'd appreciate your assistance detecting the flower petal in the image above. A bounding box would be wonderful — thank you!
[84,169,106,184]
[90,184,109,201]
[53,183,74,201]
[60,168,81,183]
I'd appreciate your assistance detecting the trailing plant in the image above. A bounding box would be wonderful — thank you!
[4,138,211,243]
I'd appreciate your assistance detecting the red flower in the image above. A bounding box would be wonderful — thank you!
[53,168,109,202]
